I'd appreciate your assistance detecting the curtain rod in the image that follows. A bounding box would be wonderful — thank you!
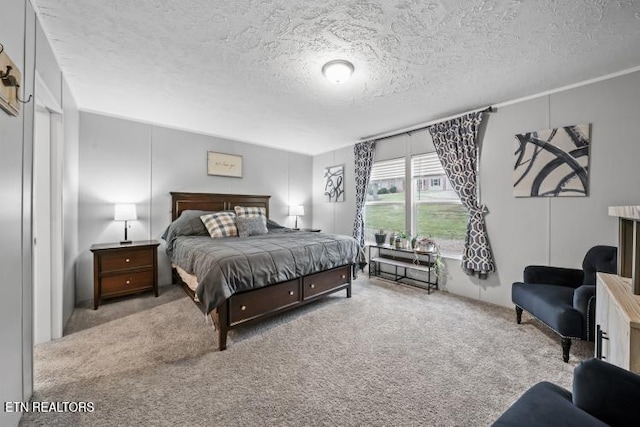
[360,105,494,143]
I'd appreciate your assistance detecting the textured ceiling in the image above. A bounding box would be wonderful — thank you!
[33,0,640,155]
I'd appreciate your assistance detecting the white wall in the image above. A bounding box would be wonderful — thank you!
[0,0,27,423]
[76,113,313,302]
[0,2,79,424]
[478,71,640,307]
[313,69,640,308]
[312,146,356,236]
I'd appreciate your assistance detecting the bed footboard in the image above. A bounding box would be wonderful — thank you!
[187,264,353,351]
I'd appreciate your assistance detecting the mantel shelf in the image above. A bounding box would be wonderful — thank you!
[610,205,640,295]
[609,206,640,221]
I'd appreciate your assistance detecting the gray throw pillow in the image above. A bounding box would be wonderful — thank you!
[236,216,268,238]
[161,210,211,242]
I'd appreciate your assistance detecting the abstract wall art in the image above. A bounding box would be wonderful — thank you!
[513,123,590,197]
[324,164,344,202]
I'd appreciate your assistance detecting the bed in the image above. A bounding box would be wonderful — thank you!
[164,192,360,350]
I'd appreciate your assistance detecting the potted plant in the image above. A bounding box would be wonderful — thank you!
[398,231,409,249]
[389,231,397,246]
[415,236,445,278]
[433,245,445,279]
[374,229,387,246]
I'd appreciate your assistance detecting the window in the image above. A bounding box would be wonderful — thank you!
[412,153,467,255]
[364,158,405,244]
[364,153,467,255]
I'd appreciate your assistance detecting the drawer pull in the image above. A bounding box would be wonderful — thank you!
[125,258,130,263]
[341,274,346,279]
[288,290,294,296]
[310,284,315,289]
[126,279,131,285]
[241,305,246,311]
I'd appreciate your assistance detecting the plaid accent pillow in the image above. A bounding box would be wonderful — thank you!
[200,212,238,238]
[234,206,266,218]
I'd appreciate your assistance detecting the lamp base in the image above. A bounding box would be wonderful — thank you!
[120,240,133,245]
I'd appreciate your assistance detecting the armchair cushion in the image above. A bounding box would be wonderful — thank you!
[512,282,583,338]
[492,381,606,427]
[573,358,640,426]
[523,265,584,288]
[493,358,638,427]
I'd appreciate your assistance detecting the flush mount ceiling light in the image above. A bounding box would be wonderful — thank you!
[322,60,354,84]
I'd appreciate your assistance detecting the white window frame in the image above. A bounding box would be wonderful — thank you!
[364,158,406,242]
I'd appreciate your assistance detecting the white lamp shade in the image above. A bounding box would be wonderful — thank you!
[114,203,137,221]
[289,205,305,216]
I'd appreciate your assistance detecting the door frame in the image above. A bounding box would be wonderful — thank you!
[32,71,64,344]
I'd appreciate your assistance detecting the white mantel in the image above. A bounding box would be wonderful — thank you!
[609,206,640,221]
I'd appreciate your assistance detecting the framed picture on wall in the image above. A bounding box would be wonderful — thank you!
[207,152,243,178]
[513,123,590,197]
[324,164,344,202]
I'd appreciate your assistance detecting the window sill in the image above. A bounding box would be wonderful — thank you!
[441,252,463,261]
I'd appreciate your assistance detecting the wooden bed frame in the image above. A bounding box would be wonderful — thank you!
[170,191,353,350]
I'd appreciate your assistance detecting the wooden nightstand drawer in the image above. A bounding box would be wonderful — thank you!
[229,279,300,326]
[302,265,350,300]
[102,270,154,296]
[101,248,153,272]
[90,240,160,309]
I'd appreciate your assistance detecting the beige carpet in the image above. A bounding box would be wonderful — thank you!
[21,277,592,426]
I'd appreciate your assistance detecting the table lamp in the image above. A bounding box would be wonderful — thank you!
[114,203,137,244]
[289,205,304,229]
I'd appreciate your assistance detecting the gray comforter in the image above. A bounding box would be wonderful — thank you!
[168,229,360,313]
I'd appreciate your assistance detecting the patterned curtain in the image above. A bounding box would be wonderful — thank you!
[352,140,376,247]
[428,112,495,276]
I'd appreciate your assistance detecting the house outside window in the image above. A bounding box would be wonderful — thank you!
[363,151,467,256]
[412,153,467,255]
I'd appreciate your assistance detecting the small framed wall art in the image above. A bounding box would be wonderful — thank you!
[207,152,243,178]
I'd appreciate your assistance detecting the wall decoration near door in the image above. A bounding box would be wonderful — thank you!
[0,43,23,116]
[207,152,243,178]
[324,164,345,202]
[513,123,590,197]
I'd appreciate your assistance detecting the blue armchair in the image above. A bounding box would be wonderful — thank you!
[492,358,640,426]
[512,245,617,362]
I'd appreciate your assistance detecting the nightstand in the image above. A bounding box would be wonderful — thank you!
[90,240,160,309]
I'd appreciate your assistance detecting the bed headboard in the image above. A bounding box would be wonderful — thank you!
[170,192,271,221]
